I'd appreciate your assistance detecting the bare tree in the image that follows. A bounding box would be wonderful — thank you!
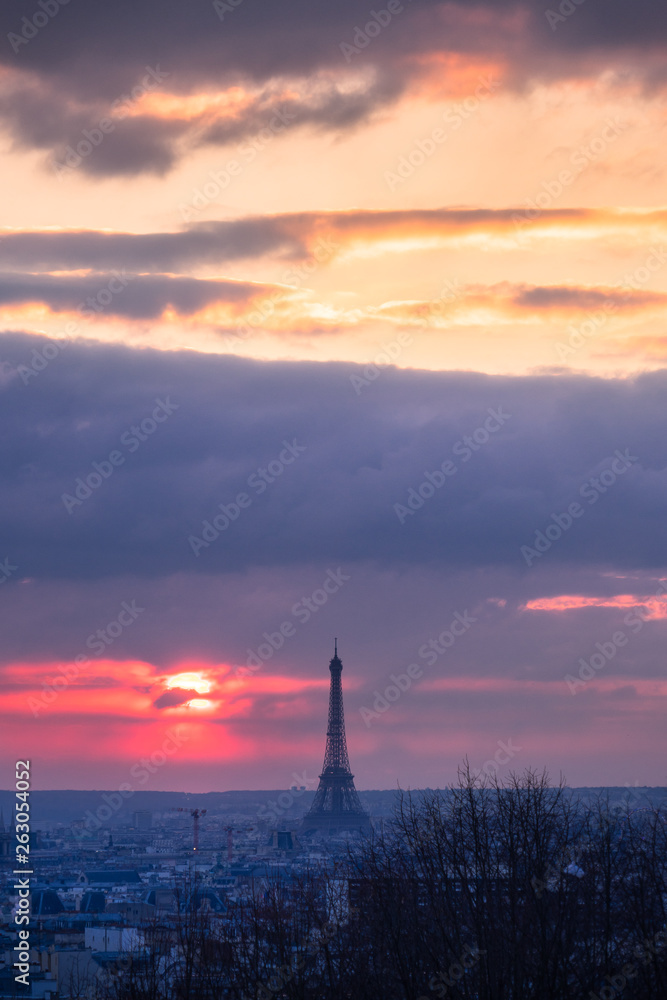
[96,768,667,1000]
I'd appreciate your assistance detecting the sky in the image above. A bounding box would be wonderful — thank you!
[1,0,666,792]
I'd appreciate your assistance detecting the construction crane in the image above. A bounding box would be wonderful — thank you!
[176,808,207,852]
[224,826,255,863]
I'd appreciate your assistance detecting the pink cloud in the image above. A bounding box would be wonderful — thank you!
[522,594,667,618]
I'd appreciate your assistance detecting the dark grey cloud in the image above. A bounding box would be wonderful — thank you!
[0,332,666,586]
[153,688,194,708]
[0,209,590,273]
[0,0,665,176]
[0,218,307,272]
[0,75,401,179]
[514,285,665,311]
[0,272,270,319]
[56,116,182,178]
[0,561,664,694]
[2,0,665,90]
[198,75,403,145]
[1,561,666,790]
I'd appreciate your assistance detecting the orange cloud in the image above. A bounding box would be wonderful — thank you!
[407,52,508,100]
[128,88,254,122]
[370,283,667,328]
[1,658,329,721]
[5,207,667,274]
[522,594,667,618]
[3,279,664,351]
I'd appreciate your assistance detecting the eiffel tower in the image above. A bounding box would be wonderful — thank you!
[302,641,371,835]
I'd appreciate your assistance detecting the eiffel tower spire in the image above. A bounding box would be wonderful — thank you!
[302,641,370,834]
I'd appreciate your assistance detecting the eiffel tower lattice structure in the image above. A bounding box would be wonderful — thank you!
[302,641,371,835]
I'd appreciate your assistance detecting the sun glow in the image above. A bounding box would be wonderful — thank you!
[187,699,214,710]
[166,672,212,694]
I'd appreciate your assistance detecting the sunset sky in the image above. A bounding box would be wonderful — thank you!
[1,0,666,791]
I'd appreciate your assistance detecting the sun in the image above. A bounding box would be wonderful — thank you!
[166,672,212,695]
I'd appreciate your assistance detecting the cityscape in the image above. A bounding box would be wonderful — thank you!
[1,0,667,996]
[0,645,665,997]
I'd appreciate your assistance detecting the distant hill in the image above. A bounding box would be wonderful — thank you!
[0,787,664,827]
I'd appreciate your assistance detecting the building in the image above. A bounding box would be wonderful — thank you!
[302,642,371,835]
